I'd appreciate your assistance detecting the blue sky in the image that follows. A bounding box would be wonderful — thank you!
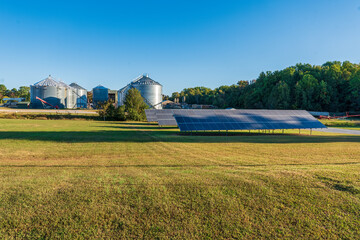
[0,0,360,95]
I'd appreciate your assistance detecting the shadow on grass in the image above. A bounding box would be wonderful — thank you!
[0,129,360,143]
[112,122,158,126]
[98,125,178,130]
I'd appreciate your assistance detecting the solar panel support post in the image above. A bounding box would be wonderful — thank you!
[299,129,300,135]
[282,129,284,134]
[310,128,312,135]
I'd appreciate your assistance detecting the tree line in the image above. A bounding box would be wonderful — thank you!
[169,61,360,112]
[0,85,30,103]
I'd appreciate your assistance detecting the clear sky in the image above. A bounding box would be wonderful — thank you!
[0,0,360,95]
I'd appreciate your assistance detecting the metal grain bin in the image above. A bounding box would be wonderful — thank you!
[30,75,67,109]
[117,85,131,107]
[66,87,76,109]
[70,83,88,108]
[92,85,109,106]
[117,74,163,109]
[132,75,162,109]
[58,81,76,109]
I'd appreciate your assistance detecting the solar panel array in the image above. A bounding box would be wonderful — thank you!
[145,109,326,131]
[145,109,181,126]
[173,110,326,131]
[145,109,158,122]
[156,109,182,126]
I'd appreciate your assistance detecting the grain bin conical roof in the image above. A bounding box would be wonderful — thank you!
[58,81,70,88]
[70,83,87,90]
[132,74,162,86]
[93,85,108,90]
[34,75,60,87]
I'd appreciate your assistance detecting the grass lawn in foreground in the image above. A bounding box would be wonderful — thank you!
[0,119,359,239]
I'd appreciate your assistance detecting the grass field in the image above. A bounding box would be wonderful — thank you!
[0,119,359,239]
[0,111,98,121]
[321,119,360,130]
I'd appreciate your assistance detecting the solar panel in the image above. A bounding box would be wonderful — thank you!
[156,109,183,126]
[145,109,158,122]
[173,110,326,132]
[145,109,181,125]
[157,119,178,126]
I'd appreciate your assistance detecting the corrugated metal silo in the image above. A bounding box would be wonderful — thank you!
[93,85,109,106]
[30,75,67,109]
[58,81,76,109]
[131,74,163,109]
[70,83,88,108]
[117,85,131,107]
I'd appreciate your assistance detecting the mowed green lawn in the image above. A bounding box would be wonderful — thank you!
[0,119,359,239]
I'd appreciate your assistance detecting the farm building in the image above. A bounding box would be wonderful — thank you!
[69,83,88,108]
[118,74,163,109]
[108,90,118,105]
[30,75,75,109]
[92,85,109,106]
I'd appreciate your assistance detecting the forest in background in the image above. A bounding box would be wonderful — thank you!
[0,85,30,103]
[169,61,360,112]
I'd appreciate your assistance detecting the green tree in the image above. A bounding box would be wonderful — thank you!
[98,101,126,121]
[99,101,116,120]
[237,80,249,88]
[171,92,180,99]
[115,105,126,121]
[295,74,320,110]
[0,84,7,103]
[124,88,148,121]
[18,86,30,101]
[318,80,331,109]
[268,81,290,109]
[0,84,6,93]
[349,71,360,111]
[9,88,17,98]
